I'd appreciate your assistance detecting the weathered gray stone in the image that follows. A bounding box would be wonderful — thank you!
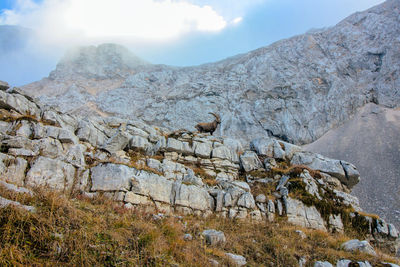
[211,145,233,162]
[250,138,274,157]
[223,192,233,207]
[91,163,135,191]
[58,128,79,144]
[131,171,173,204]
[314,261,333,267]
[333,190,361,211]
[239,151,263,172]
[126,125,148,138]
[286,198,326,231]
[0,196,35,212]
[75,168,90,192]
[0,81,9,91]
[263,157,277,171]
[341,239,376,256]
[64,144,86,167]
[194,141,212,158]
[276,175,289,191]
[381,262,400,267]
[273,140,285,159]
[35,137,64,159]
[291,152,347,183]
[124,192,151,205]
[8,148,37,157]
[173,182,213,211]
[388,223,399,238]
[26,156,75,192]
[146,158,162,172]
[339,161,360,188]
[0,90,40,117]
[0,180,33,195]
[76,120,107,146]
[102,130,130,153]
[237,192,255,209]
[202,229,226,246]
[129,135,150,150]
[182,169,204,186]
[336,260,352,267]
[225,253,247,266]
[255,194,266,203]
[166,138,183,152]
[15,120,32,138]
[300,170,321,200]
[276,199,283,216]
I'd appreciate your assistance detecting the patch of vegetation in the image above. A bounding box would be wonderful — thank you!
[0,189,398,266]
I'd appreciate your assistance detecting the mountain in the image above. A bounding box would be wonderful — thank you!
[0,83,399,265]
[23,0,400,145]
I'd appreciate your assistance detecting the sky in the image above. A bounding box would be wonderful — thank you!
[0,0,386,86]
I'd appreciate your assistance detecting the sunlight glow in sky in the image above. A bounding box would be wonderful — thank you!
[0,0,250,41]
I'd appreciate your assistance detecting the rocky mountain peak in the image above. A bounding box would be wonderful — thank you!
[23,0,400,146]
[49,43,149,81]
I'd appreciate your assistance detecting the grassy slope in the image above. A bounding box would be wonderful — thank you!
[0,185,398,267]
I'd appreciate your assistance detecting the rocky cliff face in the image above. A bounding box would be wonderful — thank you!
[1,81,399,259]
[23,0,400,145]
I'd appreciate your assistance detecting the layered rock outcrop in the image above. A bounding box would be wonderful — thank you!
[22,0,400,145]
[0,82,399,256]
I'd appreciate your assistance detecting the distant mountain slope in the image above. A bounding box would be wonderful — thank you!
[23,0,400,145]
[304,103,400,227]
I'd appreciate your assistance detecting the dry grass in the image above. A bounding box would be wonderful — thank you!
[85,149,164,176]
[0,109,39,123]
[0,189,398,266]
[356,211,380,220]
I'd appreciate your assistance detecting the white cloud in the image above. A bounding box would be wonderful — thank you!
[232,17,243,25]
[0,0,229,42]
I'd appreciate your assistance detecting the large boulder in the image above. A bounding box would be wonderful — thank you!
[285,198,327,231]
[225,253,247,266]
[202,229,226,246]
[130,170,174,204]
[102,130,130,153]
[173,182,214,211]
[90,163,135,191]
[239,151,263,172]
[341,239,376,256]
[250,138,274,157]
[26,156,76,192]
[0,153,28,186]
[291,151,360,188]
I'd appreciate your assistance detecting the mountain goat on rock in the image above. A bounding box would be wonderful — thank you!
[195,113,221,135]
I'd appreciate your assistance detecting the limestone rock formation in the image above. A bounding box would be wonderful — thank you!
[0,85,399,256]
[22,0,400,145]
